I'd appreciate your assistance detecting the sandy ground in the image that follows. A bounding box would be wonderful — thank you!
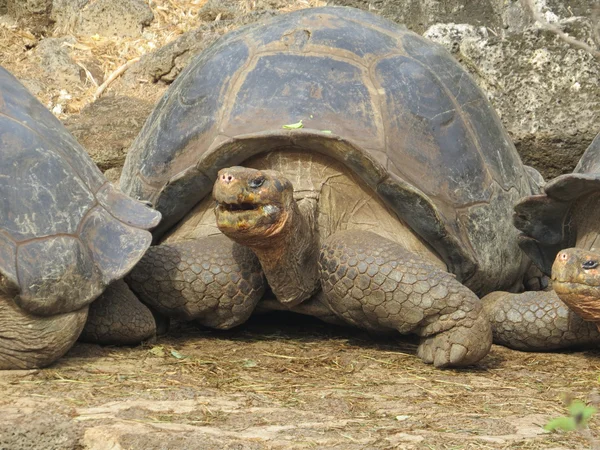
[1,314,600,449]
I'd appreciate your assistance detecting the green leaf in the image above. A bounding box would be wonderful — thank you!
[544,416,577,432]
[544,400,597,432]
[170,349,187,359]
[243,359,257,368]
[148,346,165,357]
[282,120,303,129]
[569,400,597,426]
[320,130,332,134]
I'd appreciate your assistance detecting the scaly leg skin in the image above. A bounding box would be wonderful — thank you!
[0,294,88,369]
[78,280,156,345]
[319,230,492,368]
[482,290,600,351]
[127,235,266,329]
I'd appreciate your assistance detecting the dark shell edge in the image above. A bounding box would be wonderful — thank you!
[150,129,478,284]
[513,173,600,275]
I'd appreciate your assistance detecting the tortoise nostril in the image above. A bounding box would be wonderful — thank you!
[559,252,568,262]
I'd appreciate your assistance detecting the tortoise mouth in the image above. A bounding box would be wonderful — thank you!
[552,280,600,323]
[215,200,281,231]
[553,279,600,291]
[218,201,262,212]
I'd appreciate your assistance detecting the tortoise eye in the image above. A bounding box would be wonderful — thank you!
[582,260,599,270]
[248,176,265,189]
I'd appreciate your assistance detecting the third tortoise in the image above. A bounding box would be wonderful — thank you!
[484,132,600,350]
[121,6,542,367]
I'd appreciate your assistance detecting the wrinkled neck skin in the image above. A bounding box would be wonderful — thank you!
[248,197,320,307]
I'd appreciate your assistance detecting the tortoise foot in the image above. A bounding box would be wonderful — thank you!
[482,290,600,351]
[0,294,88,369]
[127,235,265,329]
[416,312,492,368]
[319,230,492,368]
[78,280,156,345]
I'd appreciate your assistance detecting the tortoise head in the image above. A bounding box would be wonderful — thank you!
[213,166,294,246]
[552,248,600,324]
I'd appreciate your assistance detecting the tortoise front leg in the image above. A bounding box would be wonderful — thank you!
[319,230,492,368]
[0,294,87,369]
[482,290,600,351]
[78,280,157,345]
[127,235,266,329]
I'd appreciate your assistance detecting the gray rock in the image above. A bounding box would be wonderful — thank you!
[423,23,488,53]
[0,406,83,450]
[6,0,51,19]
[51,0,154,37]
[329,0,503,34]
[64,95,154,171]
[35,37,84,89]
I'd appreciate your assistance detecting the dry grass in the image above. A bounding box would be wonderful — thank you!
[0,0,326,116]
[2,315,600,448]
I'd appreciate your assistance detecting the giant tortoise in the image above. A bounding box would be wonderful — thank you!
[121,6,542,368]
[484,132,600,350]
[0,66,161,369]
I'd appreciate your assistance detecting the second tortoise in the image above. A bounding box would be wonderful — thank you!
[120,6,558,367]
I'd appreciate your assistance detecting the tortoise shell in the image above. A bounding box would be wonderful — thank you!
[120,6,537,295]
[0,66,161,316]
[515,132,600,275]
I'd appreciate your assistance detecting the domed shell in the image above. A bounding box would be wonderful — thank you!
[0,66,161,316]
[121,6,536,295]
[515,132,600,275]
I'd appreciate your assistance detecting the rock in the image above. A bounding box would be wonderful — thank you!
[196,0,287,22]
[6,0,51,19]
[64,95,154,171]
[51,0,154,37]
[423,23,488,53]
[35,37,84,89]
[329,0,503,34]
[0,405,83,450]
[103,167,122,185]
[197,0,238,22]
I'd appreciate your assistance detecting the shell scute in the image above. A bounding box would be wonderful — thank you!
[79,206,153,285]
[227,54,381,147]
[373,55,490,208]
[0,117,95,241]
[15,235,103,315]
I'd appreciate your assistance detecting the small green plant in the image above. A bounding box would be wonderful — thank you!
[544,399,597,432]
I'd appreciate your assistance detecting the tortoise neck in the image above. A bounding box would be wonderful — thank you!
[249,197,320,307]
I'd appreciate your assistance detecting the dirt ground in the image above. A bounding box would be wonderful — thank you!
[1,1,599,449]
[1,314,599,449]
